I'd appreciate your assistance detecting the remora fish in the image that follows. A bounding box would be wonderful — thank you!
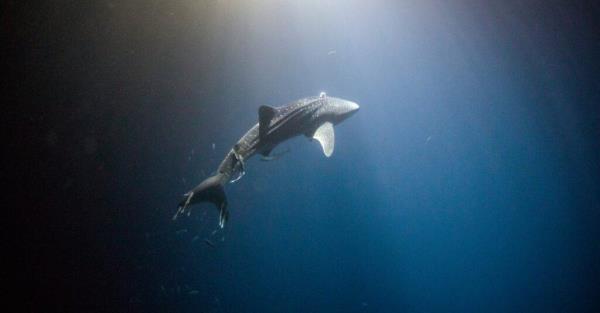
[173,93,360,227]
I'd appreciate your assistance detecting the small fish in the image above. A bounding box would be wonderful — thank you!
[188,290,199,295]
[176,228,188,235]
[211,143,215,150]
[192,235,200,242]
[327,50,337,55]
[204,238,216,248]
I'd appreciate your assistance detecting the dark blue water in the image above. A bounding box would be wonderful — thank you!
[9,1,599,312]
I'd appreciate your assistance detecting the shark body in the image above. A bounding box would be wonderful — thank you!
[173,93,359,227]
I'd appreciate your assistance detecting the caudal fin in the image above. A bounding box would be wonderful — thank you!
[173,174,229,228]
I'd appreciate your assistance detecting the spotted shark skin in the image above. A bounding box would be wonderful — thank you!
[174,93,360,228]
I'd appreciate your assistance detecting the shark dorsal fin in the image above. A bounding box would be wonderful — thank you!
[312,122,335,157]
[258,105,277,138]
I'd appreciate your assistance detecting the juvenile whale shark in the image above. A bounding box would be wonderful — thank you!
[173,92,359,227]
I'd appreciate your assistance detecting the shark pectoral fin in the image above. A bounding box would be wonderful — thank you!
[258,105,277,138]
[260,147,274,157]
[260,147,290,161]
[312,122,335,157]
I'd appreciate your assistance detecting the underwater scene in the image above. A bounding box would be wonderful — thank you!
[8,1,600,312]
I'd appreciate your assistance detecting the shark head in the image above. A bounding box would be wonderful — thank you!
[319,92,360,125]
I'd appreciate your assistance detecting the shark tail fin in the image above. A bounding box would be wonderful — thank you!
[173,174,229,228]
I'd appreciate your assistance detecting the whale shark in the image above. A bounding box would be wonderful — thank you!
[173,92,360,227]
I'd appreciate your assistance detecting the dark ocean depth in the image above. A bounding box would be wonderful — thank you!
[7,1,600,312]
